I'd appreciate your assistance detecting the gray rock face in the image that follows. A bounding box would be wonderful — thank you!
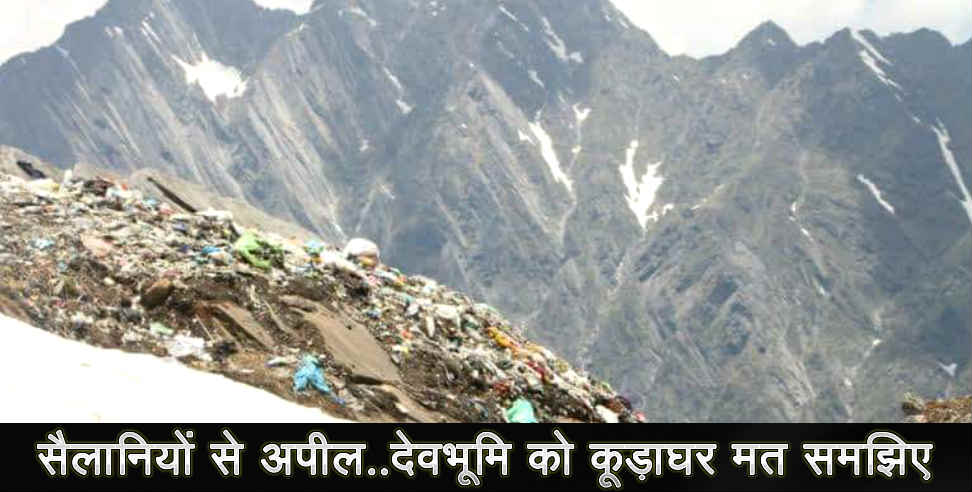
[0,0,969,421]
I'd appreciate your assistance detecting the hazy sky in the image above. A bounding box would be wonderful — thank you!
[612,0,972,57]
[1,0,970,64]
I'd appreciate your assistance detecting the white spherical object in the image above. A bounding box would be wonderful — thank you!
[343,237,380,259]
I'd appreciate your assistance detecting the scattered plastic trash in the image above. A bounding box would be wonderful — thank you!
[233,231,282,270]
[31,238,54,250]
[504,398,538,423]
[305,240,327,256]
[293,355,331,395]
[149,322,174,337]
[16,160,46,179]
[196,209,233,222]
[0,168,636,423]
[164,334,212,361]
[266,356,295,367]
[343,237,380,260]
[595,405,619,423]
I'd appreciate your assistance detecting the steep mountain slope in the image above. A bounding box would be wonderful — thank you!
[0,0,968,421]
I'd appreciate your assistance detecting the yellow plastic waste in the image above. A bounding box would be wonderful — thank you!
[488,326,519,352]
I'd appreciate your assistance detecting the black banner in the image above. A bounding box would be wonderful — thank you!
[9,423,971,491]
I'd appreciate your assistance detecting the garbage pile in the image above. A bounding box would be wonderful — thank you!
[0,169,642,423]
[901,393,971,423]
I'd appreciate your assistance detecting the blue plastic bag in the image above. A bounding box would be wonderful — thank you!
[504,398,538,423]
[293,355,331,395]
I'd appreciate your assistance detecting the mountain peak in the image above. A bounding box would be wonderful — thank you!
[737,20,796,51]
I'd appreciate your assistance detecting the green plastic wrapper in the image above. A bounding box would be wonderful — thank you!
[504,397,538,423]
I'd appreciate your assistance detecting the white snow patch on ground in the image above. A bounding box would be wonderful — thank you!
[851,30,891,65]
[540,16,568,62]
[395,99,413,115]
[383,67,403,93]
[571,145,581,155]
[766,38,776,46]
[496,40,516,59]
[572,104,591,126]
[672,74,680,82]
[345,6,378,27]
[939,362,958,378]
[851,30,901,90]
[856,174,896,214]
[105,26,124,38]
[930,120,972,225]
[618,140,665,229]
[801,227,813,240]
[142,20,162,44]
[517,129,533,143]
[171,52,247,103]
[0,314,349,422]
[498,4,529,31]
[498,4,518,22]
[528,69,545,88]
[569,51,584,63]
[528,121,572,192]
[359,138,369,152]
[253,0,314,14]
[872,338,882,347]
[291,23,308,35]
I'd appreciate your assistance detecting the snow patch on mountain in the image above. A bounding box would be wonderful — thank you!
[930,120,972,225]
[383,67,404,93]
[851,30,901,90]
[498,4,529,32]
[540,17,569,62]
[395,99,413,115]
[528,121,572,192]
[572,104,591,126]
[142,19,162,44]
[171,52,247,103]
[528,69,545,88]
[253,0,315,15]
[619,140,665,229]
[343,6,378,27]
[856,174,895,214]
[851,30,892,65]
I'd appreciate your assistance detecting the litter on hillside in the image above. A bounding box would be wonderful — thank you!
[0,169,638,423]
